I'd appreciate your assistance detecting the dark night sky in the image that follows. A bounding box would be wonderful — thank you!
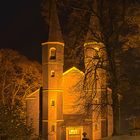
[0,0,48,63]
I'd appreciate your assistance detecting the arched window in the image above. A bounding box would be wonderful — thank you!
[51,125,55,132]
[51,70,55,77]
[51,99,55,106]
[95,124,98,131]
[50,47,56,60]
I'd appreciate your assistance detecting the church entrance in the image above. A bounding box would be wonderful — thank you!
[66,126,83,140]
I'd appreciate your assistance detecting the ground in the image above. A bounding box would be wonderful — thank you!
[101,135,140,140]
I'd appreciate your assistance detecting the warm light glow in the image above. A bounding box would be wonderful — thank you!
[69,129,80,135]
[94,47,99,51]
[50,47,56,60]
[84,41,99,46]
[51,70,55,77]
[26,89,39,98]
[41,41,64,46]
[84,119,92,122]
[43,89,63,92]
[42,119,64,122]
[84,41,104,49]
[63,66,84,76]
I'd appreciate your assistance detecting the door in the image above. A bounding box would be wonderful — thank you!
[66,126,83,140]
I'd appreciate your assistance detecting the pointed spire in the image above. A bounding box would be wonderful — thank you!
[48,0,64,42]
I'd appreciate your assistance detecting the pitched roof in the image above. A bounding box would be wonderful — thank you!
[26,89,39,98]
[63,66,84,76]
[26,67,84,98]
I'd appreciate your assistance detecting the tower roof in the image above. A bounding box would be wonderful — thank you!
[85,1,99,43]
[47,0,64,42]
[85,14,94,43]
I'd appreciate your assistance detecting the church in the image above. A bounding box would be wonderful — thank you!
[26,0,113,140]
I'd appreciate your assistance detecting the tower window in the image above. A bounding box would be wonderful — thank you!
[51,70,55,77]
[51,100,55,106]
[95,124,98,131]
[51,125,55,132]
[93,99,98,105]
[50,47,56,60]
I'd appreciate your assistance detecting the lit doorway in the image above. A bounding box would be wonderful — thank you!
[66,126,83,140]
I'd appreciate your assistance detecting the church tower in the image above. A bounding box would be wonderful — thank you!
[41,0,64,139]
[84,0,110,139]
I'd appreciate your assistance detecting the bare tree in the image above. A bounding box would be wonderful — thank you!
[41,0,140,136]
[63,0,140,135]
[77,0,140,135]
[0,49,42,139]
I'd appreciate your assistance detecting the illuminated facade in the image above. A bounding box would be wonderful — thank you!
[26,0,113,139]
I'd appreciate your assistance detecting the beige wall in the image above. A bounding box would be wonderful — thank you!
[63,67,84,115]
[26,66,113,140]
[26,89,39,137]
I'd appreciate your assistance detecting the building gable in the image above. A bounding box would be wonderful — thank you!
[63,67,84,114]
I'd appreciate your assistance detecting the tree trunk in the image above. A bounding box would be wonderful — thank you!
[112,88,120,135]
